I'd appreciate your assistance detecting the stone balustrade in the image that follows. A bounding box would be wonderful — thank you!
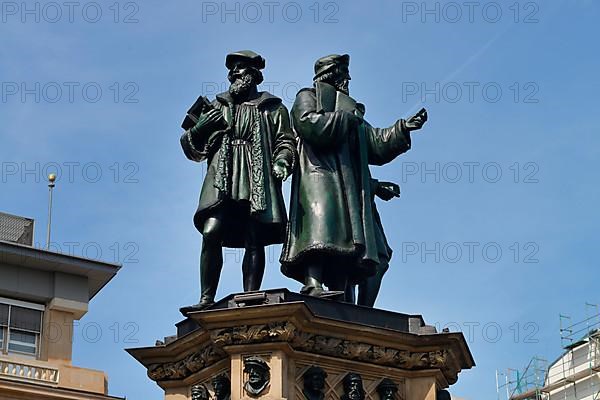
[0,359,59,385]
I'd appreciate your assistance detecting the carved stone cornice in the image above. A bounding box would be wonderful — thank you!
[211,321,297,346]
[147,344,227,381]
[210,321,448,370]
[127,296,474,385]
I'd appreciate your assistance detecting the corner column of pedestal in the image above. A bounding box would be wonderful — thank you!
[164,386,190,400]
[406,376,437,400]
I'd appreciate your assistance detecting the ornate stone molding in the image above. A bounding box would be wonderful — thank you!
[144,321,456,382]
[211,322,448,370]
[211,321,297,346]
[147,344,227,381]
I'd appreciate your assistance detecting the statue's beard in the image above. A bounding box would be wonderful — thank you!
[229,74,255,99]
[335,79,349,95]
[347,389,363,400]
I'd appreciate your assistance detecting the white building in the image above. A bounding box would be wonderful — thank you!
[508,326,600,400]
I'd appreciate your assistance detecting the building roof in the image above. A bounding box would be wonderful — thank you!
[0,239,120,300]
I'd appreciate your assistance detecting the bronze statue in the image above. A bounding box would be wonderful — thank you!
[212,374,231,400]
[341,372,365,400]
[243,356,270,396]
[376,378,398,400]
[302,366,327,400]
[181,50,297,309]
[191,383,209,400]
[280,54,427,303]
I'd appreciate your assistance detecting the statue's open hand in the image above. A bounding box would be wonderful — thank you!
[405,108,428,132]
[273,159,291,181]
[376,181,400,201]
[192,109,225,134]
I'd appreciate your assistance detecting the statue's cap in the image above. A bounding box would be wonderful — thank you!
[191,384,207,394]
[244,356,269,371]
[342,372,362,386]
[212,374,230,384]
[377,378,398,392]
[314,54,349,79]
[226,50,266,70]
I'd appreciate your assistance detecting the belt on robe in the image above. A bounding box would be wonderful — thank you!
[214,106,266,213]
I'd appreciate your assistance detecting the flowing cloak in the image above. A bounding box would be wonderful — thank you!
[369,178,393,265]
[180,91,296,248]
[280,86,411,284]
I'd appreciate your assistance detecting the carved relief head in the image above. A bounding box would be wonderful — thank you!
[302,366,327,400]
[376,378,398,400]
[341,372,365,400]
[243,356,270,397]
[212,374,231,400]
[191,383,209,400]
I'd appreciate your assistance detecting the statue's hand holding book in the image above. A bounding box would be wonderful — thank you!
[182,96,228,135]
[191,109,226,135]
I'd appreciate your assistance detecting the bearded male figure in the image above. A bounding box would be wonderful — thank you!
[181,50,296,309]
[341,373,366,400]
[281,54,427,301]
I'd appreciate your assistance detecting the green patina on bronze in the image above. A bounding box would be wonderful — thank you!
[280,54,428,302]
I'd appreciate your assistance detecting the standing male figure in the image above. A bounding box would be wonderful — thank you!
[181,50,296,309]
[281,54,427,301]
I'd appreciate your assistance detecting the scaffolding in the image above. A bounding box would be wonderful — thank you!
[497,357,548,400]
[497,303,600,400]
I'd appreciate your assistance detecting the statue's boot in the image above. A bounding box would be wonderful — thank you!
[301,264,325,296]
[327,271,350,302]
[301,277,326,297]
[300,265,345,298]
[242,245,265,291]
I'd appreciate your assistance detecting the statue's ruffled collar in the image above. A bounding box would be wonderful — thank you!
[216,91,281,108]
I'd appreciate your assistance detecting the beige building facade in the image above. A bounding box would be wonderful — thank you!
[0,213,122,400]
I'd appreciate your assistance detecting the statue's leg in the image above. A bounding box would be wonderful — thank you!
[357,260,389,307]
[242,218,265,292]
[327,270,348,295]
[345,284,356,304]
[242,246,265,291]
[199,214,224,307]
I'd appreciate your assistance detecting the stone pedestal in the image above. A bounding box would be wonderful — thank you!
[127,289,474,400]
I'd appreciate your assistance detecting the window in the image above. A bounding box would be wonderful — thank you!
[0,300,43,358]
[8,330,37,355]
[0,303,7,353]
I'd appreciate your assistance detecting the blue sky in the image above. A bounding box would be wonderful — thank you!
[1,0,599,398]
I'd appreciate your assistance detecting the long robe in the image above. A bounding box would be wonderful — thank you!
[181,91,296,248]
[280,86,411,284]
